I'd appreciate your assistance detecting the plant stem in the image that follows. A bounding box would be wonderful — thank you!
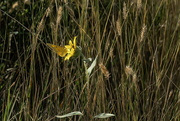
[83,56,90,121]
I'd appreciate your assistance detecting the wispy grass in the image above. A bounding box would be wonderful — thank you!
[0,0,180,120]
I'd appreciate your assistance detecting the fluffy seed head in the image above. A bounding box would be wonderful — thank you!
[125,66,134,76]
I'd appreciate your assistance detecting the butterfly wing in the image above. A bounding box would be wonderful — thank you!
[46,43,67,57]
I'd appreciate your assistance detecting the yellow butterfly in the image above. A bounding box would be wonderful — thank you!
[46,43,67,57]
[46,36,77,60]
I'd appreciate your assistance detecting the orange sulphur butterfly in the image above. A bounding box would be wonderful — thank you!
[46,43,67,57]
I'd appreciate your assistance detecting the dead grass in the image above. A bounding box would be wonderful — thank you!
[0,0,180,121]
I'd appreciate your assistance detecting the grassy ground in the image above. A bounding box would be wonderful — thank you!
[0,0,180,120]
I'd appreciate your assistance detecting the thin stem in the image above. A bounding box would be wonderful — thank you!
[83,55,90,120]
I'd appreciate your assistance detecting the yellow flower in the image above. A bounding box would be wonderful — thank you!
[64,36,77,60]
[46,36,77,61]
[46,36,78,60]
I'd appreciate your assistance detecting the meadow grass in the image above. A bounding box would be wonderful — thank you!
[0,0,180,120]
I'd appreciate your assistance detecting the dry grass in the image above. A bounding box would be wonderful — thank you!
[0,0,180,121]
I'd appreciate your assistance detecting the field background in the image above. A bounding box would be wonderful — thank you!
[0,0,180,121]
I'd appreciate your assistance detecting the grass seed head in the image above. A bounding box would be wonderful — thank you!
[133,74,137,84]
[123,2,127,20]
[37,18,44,33]
[140,24,147,42]
[137,0,142,9]
[109,47,114,58]
[24,0,31,5]
[99,63,110,80]
[9,2,19,13]
[57,6,62,25]
[133,74,139,91]
[116,19,121,36]
[125,66,134,76]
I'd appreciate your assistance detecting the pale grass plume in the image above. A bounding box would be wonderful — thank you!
[140,24,147,42]
[123,2,127,20]
[55,6,62,39]
[109,47,114,58]
[64,0,68,4]
[133,74,139,91]
[99,63,110,80]
[132,74,137,84]
[137,0,142,9]
[156,71,163,88]
[9,0,30,13]
[12,1,18,9]
[116,19,121,36]
[9,1,19,13]
[46,7,51,17]
[130,1,135,6]
[46,1,53,17]
[24,0,31,5]
[57,6,63,25]
[105,41,110,52]
[168,90,173,100]
[37,17,45,33]
[125,66,134,76]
